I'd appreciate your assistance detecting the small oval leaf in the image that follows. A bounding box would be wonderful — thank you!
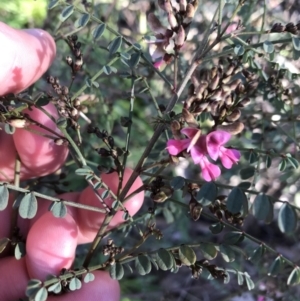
[278,203,297,233]
[93,24,106,40]
[179,245,196,266]
[199,243,217,260]
[227,187,248,216]
[268,256,284,276]
[196,182,217,206]
[287,266,300,286]
[170,176,185,190]
[50,202,67,218]
[219,244,236,262]
[252,194,273,223]
[110,262,124,280]
[75,13,90,28]
[69,278,82,291]
[0,185,9,211]
[155,249,173,271]
[84,272,95,283]
[60,5,74,22]
[108,36,122,55]
[19,193,38,219]
[135,255,152,275]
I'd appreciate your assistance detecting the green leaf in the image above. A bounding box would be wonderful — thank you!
[266,155,272,168]
[128,52,141,68]
[50,202,67,218]
[287,266,300,285]
[101,190,110,199]
[75,13,90,28]
[268,256,284,276]
[179,245,196,266]
[15,242,26,259]
[103,65,112,75]
[199,243,217,260]
[219,245,236,262]
[249,151,259,164]
[278,159,287,171]
[286,154,299,169]
[249,244,265,263]
[209,222,224,234]
[60,5,74,22]
[4,123,15,134]
[108,36,122,55]
[170,176,185,190]
[84,272,95,283]
[155,249,173,271]
[234,44,244,56]
[196,182,217,206]
[33,287,48,301]
[292,36,300,51]
[110,262,124,280]
[239,166,255,179]
[48,281,62,293]
[223,231,244,245]
[226,187,248,216]
[75,166,93,176]
[135,255,152,275]
[263,41,274,53]
[252,193,273,223]
[278,203,297,233]
[0,185,9,211]
[120,52,131,60]
[0,237,10,254]
[69,278,82,291]
[92,24,106,40]
[48,0,60,9]
[19,193,38,219]
[244,272,255,290]
[237,272,244,285]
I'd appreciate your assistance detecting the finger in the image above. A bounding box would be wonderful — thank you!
[77,168,144,243]
[26,212,78,281]
[47,271,120,301]
[13,102,69,178]
[0,257,29,301]
[0,22,56,96]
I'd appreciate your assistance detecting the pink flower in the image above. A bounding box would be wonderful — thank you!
[166,128,240,181]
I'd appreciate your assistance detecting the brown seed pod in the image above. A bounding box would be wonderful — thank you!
[217,121,244,135]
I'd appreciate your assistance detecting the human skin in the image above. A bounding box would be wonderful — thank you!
[0,22,122,301]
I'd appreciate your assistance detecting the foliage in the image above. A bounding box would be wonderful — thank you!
[1,0,300,300]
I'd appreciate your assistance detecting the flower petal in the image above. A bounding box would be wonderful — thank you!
[206,131,231,160]
[219,147,241,169]
[166,139,190,155]
[199,156,221,182]
[190,145,205,164]
[181,127,199,139]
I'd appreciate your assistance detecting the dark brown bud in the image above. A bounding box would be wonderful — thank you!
[236,82,245,94]
[195,81,208,98]
[270,23,285,33]
[170,120,182,138]
[225,63,236,76]
[228,79,242,90]
[285,22,298,34]
[66,56,73,66]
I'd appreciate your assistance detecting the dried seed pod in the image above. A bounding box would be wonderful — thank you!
[225,63,236,76]
[196,102,209,112]
[179,0,187,12]
[175,25,185,48]
[235,82,245,94]
[158,0,173,13]
[217,121,244,135]
[210,66,218,79]
[238,97,251,107]
[270,23,286,33]
[183,4,195,24]
[209,74,220,91]
[228,79,242,91]
[195,81,208,98]
[210,101,220,116]
[168,12,178,29]
[170,120,182,139]
[226,109,241,122]
[182,108,198,127]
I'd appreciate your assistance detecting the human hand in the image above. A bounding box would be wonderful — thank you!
[0,22,144,301]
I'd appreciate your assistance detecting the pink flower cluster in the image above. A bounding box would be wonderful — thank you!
[167,128,241,182]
